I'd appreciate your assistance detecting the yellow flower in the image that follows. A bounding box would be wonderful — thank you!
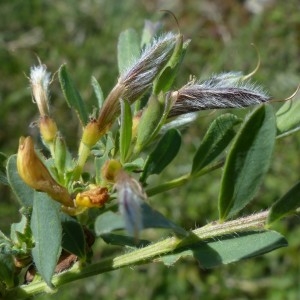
[75,186,109,208]
[17,136,73,207]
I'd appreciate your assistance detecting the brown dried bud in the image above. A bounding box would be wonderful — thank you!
[75,186,109,208]
[17,136,73,207]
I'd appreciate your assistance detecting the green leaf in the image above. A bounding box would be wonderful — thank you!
[0,231,12,253]
[10,208,33,250]
[30,192,62,287]
[6,155,34,207]
[123,158,144,172]
[61,214,86,259]
[218,105,276,220]
[153,66,173,94]
[95,202,187,237]
[276,98,300,135]
[94,135,115,184]
[117,28,140,74]
[58,64,88,126]
[194,231,287,268]
[191,113,241,175]
[140,20,160,48]
[141,129,181,182]
[160,231,287,268]
[0,253,15,289]
[268,181,300,225]
[134,95,165,153]
[91,76,104,110]
[120,100,132,163]
[141,202,187,237]
[101,233,150,248]
[153,37,190,94]
[94,211,124,236]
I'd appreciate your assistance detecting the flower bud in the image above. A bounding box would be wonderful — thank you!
[75,186,109,208]
[39,115,58,143]
[101,159,122,183]
[17,136,73,207]
[75,119,105,178]
[30,64,51,116]
[131,111,142,139]
[81,119,102,148]
[54,135,67,174]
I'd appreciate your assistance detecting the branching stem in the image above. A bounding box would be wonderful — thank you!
[5,210,269,299]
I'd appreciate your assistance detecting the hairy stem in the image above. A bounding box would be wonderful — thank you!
[5,210,269,299]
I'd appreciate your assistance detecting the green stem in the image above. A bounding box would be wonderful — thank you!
[5,211,269,299]
[146,173,190,197]
[72,142,91,180]
[146,160,224,197]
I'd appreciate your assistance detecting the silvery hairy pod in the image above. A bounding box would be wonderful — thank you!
[97,33,177,136]
[168,72,270,117]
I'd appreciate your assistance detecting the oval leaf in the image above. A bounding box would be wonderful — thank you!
[95,202,187,238]
[31,192,62,287]
[6,155,34,207]
[194,231,287,268]
[61,213,86,258]
[120,99,132,163]
[141,129,181,182]
[95,211,124,236]
[268,181,300,225]
[101,233,150,248]
[123,157,145,172]
[117,28,140,74]
[59,64,88,126]
[140,20,160,48]
[159,230,287,268]
[141,202,187,237]
[218,105,276,220]
[191,113,241,175]
[10,210,32,247]
[154,37,189,94]
[134,95,165,153]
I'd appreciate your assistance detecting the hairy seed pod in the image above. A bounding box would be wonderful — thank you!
[169,73,270,117]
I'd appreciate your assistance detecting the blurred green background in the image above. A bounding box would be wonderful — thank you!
[0,0,299,299]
